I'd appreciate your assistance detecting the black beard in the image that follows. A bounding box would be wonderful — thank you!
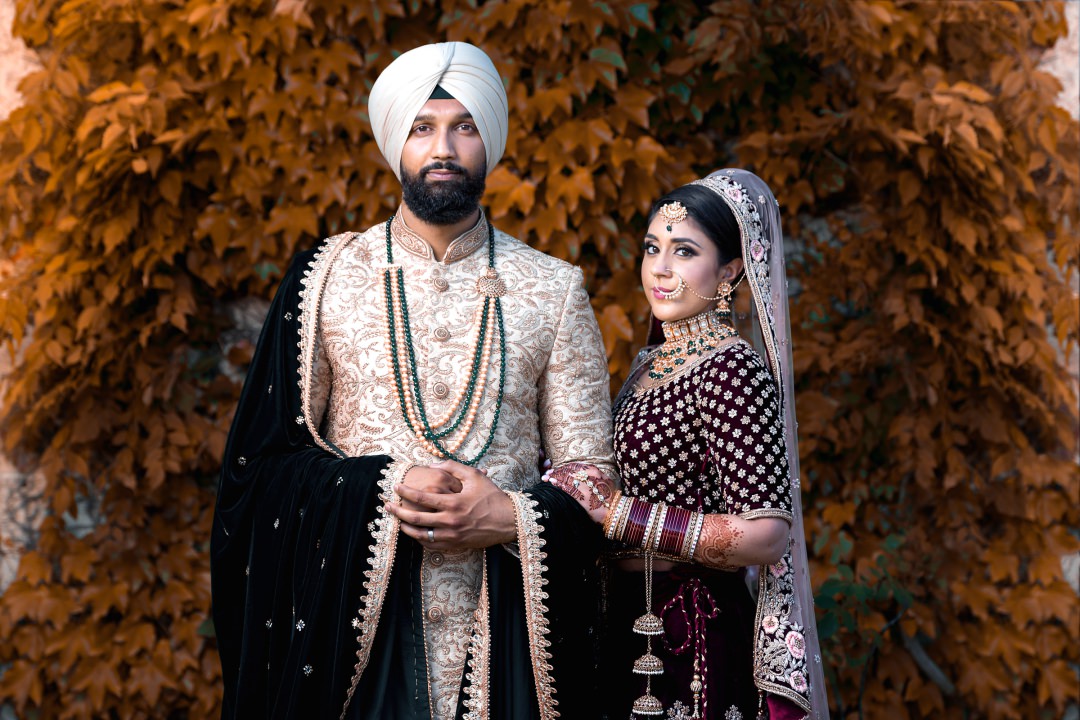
[400,160,487,225]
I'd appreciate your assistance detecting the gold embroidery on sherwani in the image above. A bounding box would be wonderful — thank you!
[390,210,488,264]
[301,222,615,718]
[421,547,482,719]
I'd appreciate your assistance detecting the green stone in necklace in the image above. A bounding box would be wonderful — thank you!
[383,215,506,466]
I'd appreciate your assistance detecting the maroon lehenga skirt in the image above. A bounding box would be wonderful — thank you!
[601,563,760,719]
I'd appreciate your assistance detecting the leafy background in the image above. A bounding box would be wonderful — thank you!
[0,0,1077,718]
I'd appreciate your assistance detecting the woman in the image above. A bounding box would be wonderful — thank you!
[546,170,828,719]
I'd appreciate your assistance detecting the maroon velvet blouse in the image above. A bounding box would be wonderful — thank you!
[613,339,793,521]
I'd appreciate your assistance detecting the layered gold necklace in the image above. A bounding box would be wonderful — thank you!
[648,310,737,380]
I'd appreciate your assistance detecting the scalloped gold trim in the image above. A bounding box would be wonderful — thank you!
[338,462,404,718]
[507,491,559,719]
[461,554,491,720]
[298,231,361,457]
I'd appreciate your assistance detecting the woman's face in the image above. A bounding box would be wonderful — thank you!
[641,213,742,323]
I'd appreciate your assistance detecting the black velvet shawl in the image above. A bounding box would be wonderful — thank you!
[211,250,602,719]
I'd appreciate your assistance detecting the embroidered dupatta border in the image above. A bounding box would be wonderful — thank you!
[289,228,403,717]
[461,555,492,720]
[297,230,360,456]
[336,461,407,718]
[507,491,559,720]
[751,548,813,714]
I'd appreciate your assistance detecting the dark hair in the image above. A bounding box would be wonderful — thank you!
[648,185,741,264]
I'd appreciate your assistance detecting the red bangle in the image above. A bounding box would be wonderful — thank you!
[658,506,691,556]
[622,497,652,547]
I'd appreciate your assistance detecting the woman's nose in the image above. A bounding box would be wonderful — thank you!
[651,260,672,277]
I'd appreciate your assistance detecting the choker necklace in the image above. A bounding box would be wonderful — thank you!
[648,310,737,380]
[382,215,507,465]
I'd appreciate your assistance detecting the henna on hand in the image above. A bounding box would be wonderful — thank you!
[694,515,743,570]
[545,462,611,513]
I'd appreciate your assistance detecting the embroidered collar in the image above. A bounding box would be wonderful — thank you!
[390,210,489,264]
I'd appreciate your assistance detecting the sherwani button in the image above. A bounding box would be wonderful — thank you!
[433,327,451,341]
[432,276,449,292]
[432,382,449,399]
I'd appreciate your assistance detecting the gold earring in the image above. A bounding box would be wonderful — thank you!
[716,281,734,320]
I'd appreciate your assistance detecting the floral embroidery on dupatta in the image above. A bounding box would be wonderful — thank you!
[752,548,811,711]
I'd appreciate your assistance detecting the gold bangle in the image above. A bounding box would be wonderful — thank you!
[650,503,669,553]
[614,494,634,543]
[641,502,663,552]
[603,491,624,539]
[684,512,706,561]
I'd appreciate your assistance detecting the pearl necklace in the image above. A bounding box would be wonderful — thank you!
[382,216,506,465]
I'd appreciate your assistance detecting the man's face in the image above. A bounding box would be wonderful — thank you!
[400,98,487,225]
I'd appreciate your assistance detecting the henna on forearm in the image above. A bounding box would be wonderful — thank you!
[693,514,743,570]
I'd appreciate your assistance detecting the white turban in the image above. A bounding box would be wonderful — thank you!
[368,42,508,181]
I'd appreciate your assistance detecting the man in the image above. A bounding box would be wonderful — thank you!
[211,42,616,719]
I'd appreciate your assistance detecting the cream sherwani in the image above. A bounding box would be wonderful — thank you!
[304,213,615,719]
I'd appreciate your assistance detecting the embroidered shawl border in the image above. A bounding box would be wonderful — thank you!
[461,556,492,720]
[752,547,812,714]
[298,230,362,457]
[507,491,559,719]
[338,460,407,718]
[295,233,406,717]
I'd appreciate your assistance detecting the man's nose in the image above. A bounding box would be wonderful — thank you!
[432,127,455,159]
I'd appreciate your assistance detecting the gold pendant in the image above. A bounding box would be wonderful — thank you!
[475,267,507,297]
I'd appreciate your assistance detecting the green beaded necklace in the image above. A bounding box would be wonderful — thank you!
[383,216,506,466]
[647,310,737,380]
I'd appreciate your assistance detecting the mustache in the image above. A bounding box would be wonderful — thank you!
[421,161,468,176]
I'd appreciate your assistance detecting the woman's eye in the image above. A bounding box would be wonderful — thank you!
[643,243,658,254]
[675,247,696,257]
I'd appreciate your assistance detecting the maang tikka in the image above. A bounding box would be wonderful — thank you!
[657,201,688,232]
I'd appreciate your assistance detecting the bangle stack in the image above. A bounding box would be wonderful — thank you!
[606,494,703,563]
[606,495,706,717]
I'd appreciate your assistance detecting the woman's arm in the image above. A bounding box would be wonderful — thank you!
[693,513,789,569]
[547,475,789,569]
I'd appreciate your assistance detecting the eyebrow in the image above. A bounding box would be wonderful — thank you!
[412,112,475,125]
[644,233,703,248]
